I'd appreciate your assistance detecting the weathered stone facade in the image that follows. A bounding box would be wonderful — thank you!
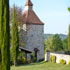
[19,0,44,61]
[26,24,44,60]
[19,24,44,61]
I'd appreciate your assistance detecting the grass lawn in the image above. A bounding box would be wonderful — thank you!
[11,61,70,70]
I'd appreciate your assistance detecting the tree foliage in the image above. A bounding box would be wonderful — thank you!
[0,0,3,69]
[44,35,54,51]
[53,34,63,51]
[68,7,70,12]
[45,34,63,52]
[0,0,10,70]
[11,6,19,66]
[68,25,70,51]
[62,37,68,50]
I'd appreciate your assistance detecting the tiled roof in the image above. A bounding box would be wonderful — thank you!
[23,10,44,25]
[25,0,33,6]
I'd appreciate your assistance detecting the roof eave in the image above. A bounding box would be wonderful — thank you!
[26,22,44,25]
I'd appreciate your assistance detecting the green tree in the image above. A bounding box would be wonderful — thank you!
[0,0,3,69]
[62,37,68,50]
[68,25,70,51]
[44,35,54,51]
[0,0,10,70]
[68,7,70,12]
[45,34,63,52]
[11,6,19,66]
[53,34,63,51]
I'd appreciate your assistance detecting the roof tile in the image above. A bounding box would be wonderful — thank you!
[23,10,44,25]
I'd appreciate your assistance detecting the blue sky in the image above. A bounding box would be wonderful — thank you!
[10,0,70,34]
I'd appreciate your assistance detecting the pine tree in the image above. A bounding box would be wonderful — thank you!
[68,25,70,51]
[11,6,19,66]
[0,0,10,70]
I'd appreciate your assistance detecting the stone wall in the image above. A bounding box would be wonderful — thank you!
[26,24,44,61]
[20,24,44,61]
[45,52,70,64]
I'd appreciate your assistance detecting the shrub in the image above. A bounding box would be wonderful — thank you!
[30,53,37,62]
[18,52,25,60]
[50,55,56,63]
[17,52,26,64]
[22,57,26,64]
[68,61,70,65]
[34,57,37,62]
[59,59,66,64]
[28,59,31,64]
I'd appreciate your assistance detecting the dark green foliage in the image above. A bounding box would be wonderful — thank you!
[63,37,70,54]
[18,52,25,61]
[62,37,68,50]
[0,50,2,70]
[60,59,66,64]
[0,0,2,69]
[10,49,14,65]
[44,35,54,51]
[0,0,10,70]
[53,34,63,51]
[68,7,70,12]
[11,6,19,66]
[50,55,56,63]
[17,52,26,64]
[30,53,37,62]
[68,25,70,51]
[45,34,63,52]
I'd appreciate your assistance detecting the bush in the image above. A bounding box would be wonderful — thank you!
[68,61,70,65]
[30,53,37,62]
[50,55,56,63]
[60,59,66,64]
[18,52,25,60]
[22,57,26,64]
[17,52,26,64]
[33,57,37,62]
[27,59,31,64]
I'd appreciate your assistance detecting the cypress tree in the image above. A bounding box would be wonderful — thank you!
[0,0,10,70]
[11,6,19,66]
[0,0,3,70]
[68,25,70,51]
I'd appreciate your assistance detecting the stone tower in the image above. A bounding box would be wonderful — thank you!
[19,0,44,61]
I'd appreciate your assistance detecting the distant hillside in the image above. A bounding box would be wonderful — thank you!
[44,34,67,40]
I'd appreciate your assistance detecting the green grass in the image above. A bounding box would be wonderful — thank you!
[11,61,70,70]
